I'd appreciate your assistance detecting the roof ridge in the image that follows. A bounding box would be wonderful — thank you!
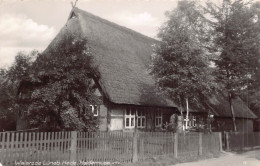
[72,7,158,43]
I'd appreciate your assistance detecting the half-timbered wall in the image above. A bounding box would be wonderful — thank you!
[108,104,177,132]
[98,105,108,131]
[109,105,124,131]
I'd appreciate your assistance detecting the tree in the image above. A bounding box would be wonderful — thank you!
[151,0,217,130]
[0,51,37,131]
[205,0,260,131]
[1,33,100,131]
[0,75,16,131]
[23,33,100,131]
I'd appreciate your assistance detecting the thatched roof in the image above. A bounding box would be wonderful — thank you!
[44,7,177,108]
[42,7,256,119]
[182,93,257,119]
[207,95,257,119]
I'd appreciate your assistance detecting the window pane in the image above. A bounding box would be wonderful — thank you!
[93,105,98,115]
[131,118,135,127]
[138,118,141,126]
[88,105,93,111]
[126,118,129,127]
[142,118,145,127]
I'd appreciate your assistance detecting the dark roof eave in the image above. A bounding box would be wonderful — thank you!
[108,100,179,109]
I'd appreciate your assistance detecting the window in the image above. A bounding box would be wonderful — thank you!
[155,111,162,127]
[125,108,135,129]
[191,115,196,127]
[22,110,30,117]
[136,110,146,128]
[184,115,196,128]
[124,108,147,129]
[89,105,99,116]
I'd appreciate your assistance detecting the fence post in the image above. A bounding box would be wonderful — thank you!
[132,132,138,163]
[198,133,202,155]
[219,132,223,152]
[70,131,77,164]
[226,132,230,151]
[174,133,178,158]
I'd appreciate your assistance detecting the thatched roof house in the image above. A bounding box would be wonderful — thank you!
[17,7,256,132]
[46,7,176,108]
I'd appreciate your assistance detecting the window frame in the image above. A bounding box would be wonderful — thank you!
[184,114,197,128]
[136,110,146,128]
[22,110,30,117]
[155,110,162,127]
[89,105,99,117]
[125,108,135,129]
[191,115,196,127]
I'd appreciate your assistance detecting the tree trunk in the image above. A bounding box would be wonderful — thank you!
[185,98,189,130]
[228,93,237,132]
[180,106,185,131]
[178,98,184,131]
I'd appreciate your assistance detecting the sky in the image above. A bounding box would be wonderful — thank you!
[0,0,181,68]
